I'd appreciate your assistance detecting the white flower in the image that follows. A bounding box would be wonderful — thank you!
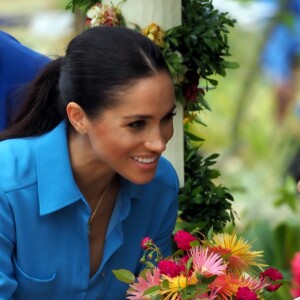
[87,5,102,19]
[90,17,101,27]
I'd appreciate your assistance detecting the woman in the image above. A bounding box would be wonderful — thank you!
[0,26,179,299]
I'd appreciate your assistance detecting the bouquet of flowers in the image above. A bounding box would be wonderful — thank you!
[113,230,283,300]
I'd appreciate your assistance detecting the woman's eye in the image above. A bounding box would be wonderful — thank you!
[128,120,146,129]
[162,112,177,122]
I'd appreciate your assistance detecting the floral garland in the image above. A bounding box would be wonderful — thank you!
[66,0,238,124]
[113,230,284,299]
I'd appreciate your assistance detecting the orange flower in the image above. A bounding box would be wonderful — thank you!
[208,273,239,299]
[141,23,165,47]
[209,232,266,274]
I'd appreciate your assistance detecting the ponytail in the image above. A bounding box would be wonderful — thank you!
[1,26,171,141]
[0,58,65,141]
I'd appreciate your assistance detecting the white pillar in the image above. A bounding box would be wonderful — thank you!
[102,0,184,186]
[103,0,181,30]
[163,103,184,187]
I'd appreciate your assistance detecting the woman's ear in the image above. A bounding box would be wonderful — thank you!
[66,102,88,134]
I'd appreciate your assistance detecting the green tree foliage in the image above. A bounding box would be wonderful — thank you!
[172,0,238,234]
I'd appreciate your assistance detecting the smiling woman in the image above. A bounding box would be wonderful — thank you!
[0,26,179,299]
[68,71,176,185]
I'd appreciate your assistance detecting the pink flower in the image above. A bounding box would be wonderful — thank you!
[189,246,227,277]
[236,286,258,300]
[174,230,197,251]
[291,252,300,297]
[196,289,218,300]
[127,268,160,300]
[260,267,283,292]
[141,237,153,250]
[158,259,184,277]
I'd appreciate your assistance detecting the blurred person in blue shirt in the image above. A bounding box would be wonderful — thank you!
[0,26,179,299]
[261,0,300,123]
[0,30,50,130]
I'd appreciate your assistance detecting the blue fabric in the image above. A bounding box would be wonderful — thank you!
[260,2,300,83]
[0,121,179,299]
[0,31,50,130]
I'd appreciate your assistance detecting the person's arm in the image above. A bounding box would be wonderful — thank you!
[0,187,17,299]
[0,30,51,130]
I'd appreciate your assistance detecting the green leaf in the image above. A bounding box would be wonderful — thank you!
[223,61,240,69]
[112,269,135,284]
[207,78,219,86]
[186,256,193,271]
[201,274,217,284]
[144,261,156,269]
[185,131,205,142]
[190,240,200,247]
[207,226,214,240]
[143,285,161,296]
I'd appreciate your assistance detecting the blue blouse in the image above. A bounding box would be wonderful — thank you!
[0,30,50,130]
[0,121,179,299]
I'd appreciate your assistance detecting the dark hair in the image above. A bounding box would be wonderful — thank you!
[0,26,170,140]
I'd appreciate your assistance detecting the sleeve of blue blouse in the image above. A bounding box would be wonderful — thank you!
[153,159,179,258]
[0,187,17,299]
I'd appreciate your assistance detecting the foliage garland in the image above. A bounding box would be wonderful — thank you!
[65,0,238,235]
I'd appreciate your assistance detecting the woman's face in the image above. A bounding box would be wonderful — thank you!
[86,71,176,184]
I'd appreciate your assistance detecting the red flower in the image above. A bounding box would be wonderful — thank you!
[260,267,283,292]
[174,230,197,251]
[141,237,153,250]
[291,252,300,297]
[180,254,190,265]
[236,287,258,300]
[183,83,199,103]
[158,259,184,277]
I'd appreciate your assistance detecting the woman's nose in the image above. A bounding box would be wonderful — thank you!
[144,129,167,153]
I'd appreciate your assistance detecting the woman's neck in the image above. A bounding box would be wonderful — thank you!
[67,130,116,202]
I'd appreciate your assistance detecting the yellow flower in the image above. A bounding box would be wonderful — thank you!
[209,232,267,274]
[183,112,198,125]
[141,23,165,47]
[160,274,197,300]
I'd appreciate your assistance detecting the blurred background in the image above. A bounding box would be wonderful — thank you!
[1,0,300,298]
[0,0,74,56]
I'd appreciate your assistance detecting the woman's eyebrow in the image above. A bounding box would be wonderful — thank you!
[123,105,177,120]
[122,114,152,120]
